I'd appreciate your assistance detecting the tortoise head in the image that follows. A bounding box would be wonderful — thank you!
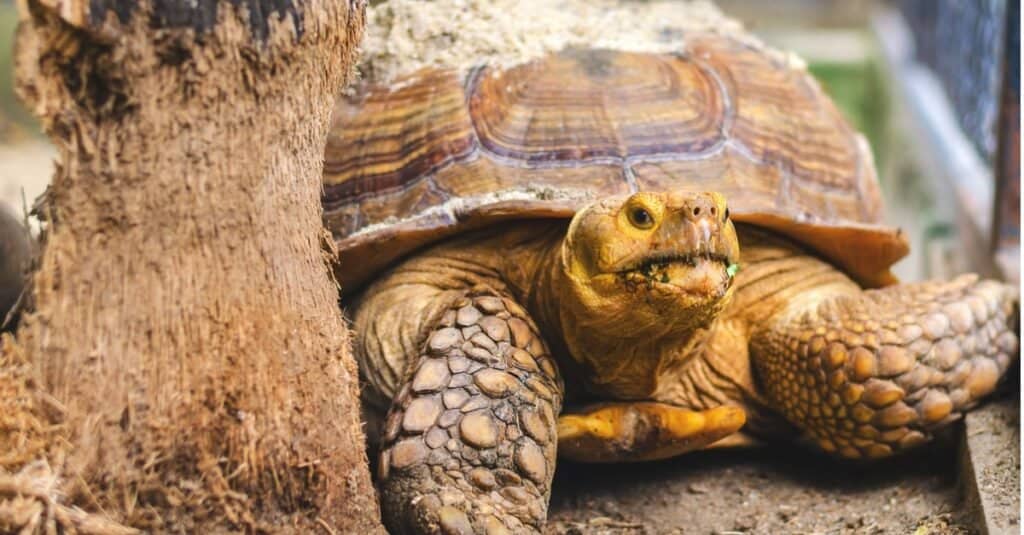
[561,191,740,337]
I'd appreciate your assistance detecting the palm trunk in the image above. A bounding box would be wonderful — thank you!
[1,0,382,531]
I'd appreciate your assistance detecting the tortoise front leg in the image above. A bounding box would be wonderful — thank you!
[557,402,746,462]
[752,274,1018,459]
[377,288,563,535]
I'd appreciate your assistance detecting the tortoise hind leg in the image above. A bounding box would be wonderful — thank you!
[377,288,563,534]
[752,274,1018,459]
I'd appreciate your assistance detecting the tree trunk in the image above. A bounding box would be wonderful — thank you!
[1,0,382,532]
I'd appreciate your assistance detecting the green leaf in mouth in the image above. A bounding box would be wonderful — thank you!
[726,263,740,278]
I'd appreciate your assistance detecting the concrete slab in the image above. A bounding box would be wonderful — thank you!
[960,395,1021,535]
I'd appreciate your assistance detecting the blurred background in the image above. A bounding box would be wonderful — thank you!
[0,0,1017,285]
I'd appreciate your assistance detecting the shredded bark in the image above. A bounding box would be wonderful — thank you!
[0,461,140,535]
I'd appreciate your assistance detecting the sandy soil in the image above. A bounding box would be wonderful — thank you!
[545,435,970,535]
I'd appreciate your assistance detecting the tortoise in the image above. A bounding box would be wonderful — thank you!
[0,205,31,330]
[323,34,1019,534]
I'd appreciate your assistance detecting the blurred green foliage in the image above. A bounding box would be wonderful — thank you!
[0,2,37,141]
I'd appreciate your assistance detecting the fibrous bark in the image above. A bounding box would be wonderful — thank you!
[2,0,382,532]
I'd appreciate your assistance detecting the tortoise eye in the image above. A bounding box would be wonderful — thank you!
[628,207,655,229]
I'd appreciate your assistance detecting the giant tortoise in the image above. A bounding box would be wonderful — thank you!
[322,33,1019,534]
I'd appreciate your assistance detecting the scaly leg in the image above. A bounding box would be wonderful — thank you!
[752,274,1018,459]
[557,402,746,462]
[377,288,563,534]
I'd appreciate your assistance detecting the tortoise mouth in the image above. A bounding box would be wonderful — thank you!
[618,252,732,275]
[615,253,734,297]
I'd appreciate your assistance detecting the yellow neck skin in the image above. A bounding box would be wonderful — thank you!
[516,192,739,400]
[539,243,731,400]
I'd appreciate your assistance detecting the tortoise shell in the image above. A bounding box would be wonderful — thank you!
[324,33,909,291]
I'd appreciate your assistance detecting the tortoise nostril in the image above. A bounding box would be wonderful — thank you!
[693,207,701,216]
[710,207,717,216]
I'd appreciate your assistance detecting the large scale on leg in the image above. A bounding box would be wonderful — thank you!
[331,32,1019,534]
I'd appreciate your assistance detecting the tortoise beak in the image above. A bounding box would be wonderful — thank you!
[663,192,739,264]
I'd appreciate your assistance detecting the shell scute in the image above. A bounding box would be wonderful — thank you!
[468,49,726,163]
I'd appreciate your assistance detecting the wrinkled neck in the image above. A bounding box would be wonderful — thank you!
[536,243,718,399]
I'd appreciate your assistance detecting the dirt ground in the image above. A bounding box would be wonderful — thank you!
[544,432,971,535]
